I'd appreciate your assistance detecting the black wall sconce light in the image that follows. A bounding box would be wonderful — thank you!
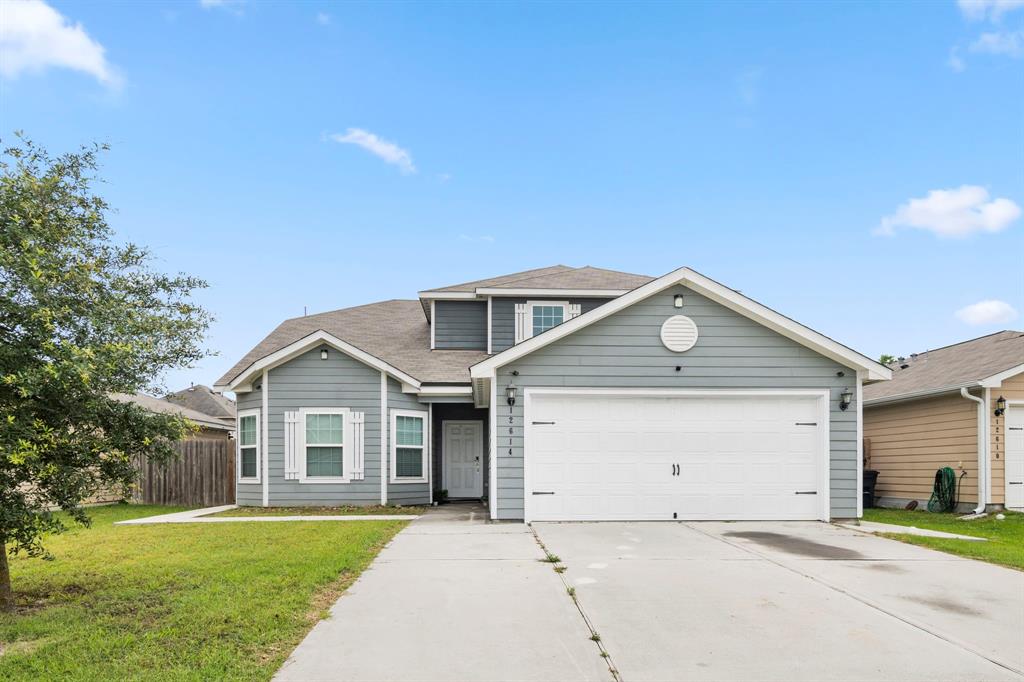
[839,388,853,411]
[995,395,1007,417]
[320,348,329,360]
[673,294,684,308]
[506,384,517,407]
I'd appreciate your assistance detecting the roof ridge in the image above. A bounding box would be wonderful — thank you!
[284,299,417,322]
[420,265,574,293]
[901,329,1023,358]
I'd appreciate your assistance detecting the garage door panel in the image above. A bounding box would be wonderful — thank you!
[527,393,825,521]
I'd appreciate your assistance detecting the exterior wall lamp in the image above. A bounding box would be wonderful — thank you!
[320,349,328,360]
[674,294,684,308]
[506,384,517,407]
[995,395,1007,417]
[839,388,853,411]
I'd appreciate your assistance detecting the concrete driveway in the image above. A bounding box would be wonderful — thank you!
[534,521,1024,682]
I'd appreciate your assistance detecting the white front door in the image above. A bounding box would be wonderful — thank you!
[444,421,484,498]
[1006,407,1024,511]
[525,391,827,522]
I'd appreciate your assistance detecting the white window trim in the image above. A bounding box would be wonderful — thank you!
[298,407,351,484]
[237,409,261,484]
[391,408,429,484]
[525,300,569,339]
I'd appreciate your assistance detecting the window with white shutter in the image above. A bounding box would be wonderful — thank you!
[515,301,571,343]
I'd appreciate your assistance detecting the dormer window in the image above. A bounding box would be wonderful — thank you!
[514,300,581,344]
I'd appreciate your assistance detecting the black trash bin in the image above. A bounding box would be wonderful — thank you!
[863,469,879,509]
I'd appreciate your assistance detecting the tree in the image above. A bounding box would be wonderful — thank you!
[0,135,212,611]
[879,354,896,365]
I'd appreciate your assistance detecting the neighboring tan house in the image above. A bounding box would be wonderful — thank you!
[113,392,235,440]
[164,384,236,427]
[863,330,1024,513]
[215,265,889,521]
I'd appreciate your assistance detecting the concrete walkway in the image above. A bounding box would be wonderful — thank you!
[115,505,420,525]
[274,504,612,682]
[839,520,988,541]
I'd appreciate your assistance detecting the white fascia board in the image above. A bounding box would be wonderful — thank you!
[471,266,891,381]
[417,291,478,300]
[404,384,473,397]
[475,288,629,297]
[226,330,421,392]
[980,363,1024,388]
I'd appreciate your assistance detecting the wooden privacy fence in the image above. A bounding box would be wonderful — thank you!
[134,437,235,507]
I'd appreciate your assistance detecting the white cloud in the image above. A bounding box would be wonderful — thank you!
[0,0,120,87]
[328,128,416,174]
[970,30,1024,56]
[955,299,1020,325]
[948,47,967,71]
[200,0,245,13]
[875,186,1021,238]
[957,0,1024,21]
[316,12,331,25]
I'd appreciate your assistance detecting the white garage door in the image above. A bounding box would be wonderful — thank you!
[525,391,827,521]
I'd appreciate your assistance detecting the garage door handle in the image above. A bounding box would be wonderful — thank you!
[532,421,556,425]
[1009,427,1023,431]
[795,422,817,426]
[532,491,556,495]
[794,491,818,495]
[1009,481,1023,485]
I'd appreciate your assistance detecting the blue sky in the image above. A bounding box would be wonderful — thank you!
[2,0,1022,392]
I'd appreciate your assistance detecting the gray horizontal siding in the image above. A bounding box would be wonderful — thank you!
[494,284,858,520]
[235,389,262,506]
[387,378,430,505]
[491,298,611,352]
[434,301,487,350]
[256,345,384,506]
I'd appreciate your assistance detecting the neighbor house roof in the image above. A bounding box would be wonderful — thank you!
[215,300,489,389]
[863,330,1024,404]
[165,384,235,420]
[111,392,234,431]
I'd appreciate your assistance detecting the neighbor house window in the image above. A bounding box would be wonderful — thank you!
[237,410,260,482]
[304,411,344,478]
[391,409,428,483]
[527,301,569,338]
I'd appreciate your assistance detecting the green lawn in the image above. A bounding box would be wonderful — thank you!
[0,504,407,681]
[863,508,1024,571]
[206,505,426,517]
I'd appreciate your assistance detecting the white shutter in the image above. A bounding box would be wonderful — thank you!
[514,303,528,344]
[568,303,581,319]
[348,411,365,480]
[284,411,300,480]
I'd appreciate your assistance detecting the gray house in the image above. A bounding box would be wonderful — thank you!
[213,265,890,521]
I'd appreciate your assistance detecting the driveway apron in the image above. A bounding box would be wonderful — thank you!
[274,504,612,682]
[534,521,1023,682]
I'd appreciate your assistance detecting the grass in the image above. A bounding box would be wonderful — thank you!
[0,504,408,681]
[863,507,1024,571]
[205,505,426,517]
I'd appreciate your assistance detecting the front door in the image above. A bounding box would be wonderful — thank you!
[1007,407,1024,510]
[444,421,484,498]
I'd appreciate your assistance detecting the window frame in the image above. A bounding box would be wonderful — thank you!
[526,300,569,339]
[298,407,351,484]
[237,409,261,484]
[390,408,429,484]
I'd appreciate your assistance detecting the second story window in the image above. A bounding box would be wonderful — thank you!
[532,304,565,336]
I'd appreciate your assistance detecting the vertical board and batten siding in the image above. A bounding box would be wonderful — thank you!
[864,392,980,506]
[991,371,1024,505]
[434,301,488,350]
[387,377,431,505]
[245,344,384,505]
[491,298,611,352]
[235,388,263,505]
[494,284,859,520]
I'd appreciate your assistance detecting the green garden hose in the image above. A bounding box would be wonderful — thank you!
[927,466,959,513]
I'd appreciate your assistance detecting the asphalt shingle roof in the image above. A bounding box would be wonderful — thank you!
[484,266,653,291]
[421,265,574,293]
[216,300,489,387]
[111,393,234,430]
[863,330,1024,403]
[165,384,236,419]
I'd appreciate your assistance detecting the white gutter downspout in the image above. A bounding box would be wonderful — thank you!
[961,387,987,514]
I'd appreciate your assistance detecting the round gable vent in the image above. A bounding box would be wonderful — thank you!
[660,315,699,352]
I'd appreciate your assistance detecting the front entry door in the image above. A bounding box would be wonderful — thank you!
[1007,407,1024,511]
[444,421,484,498]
